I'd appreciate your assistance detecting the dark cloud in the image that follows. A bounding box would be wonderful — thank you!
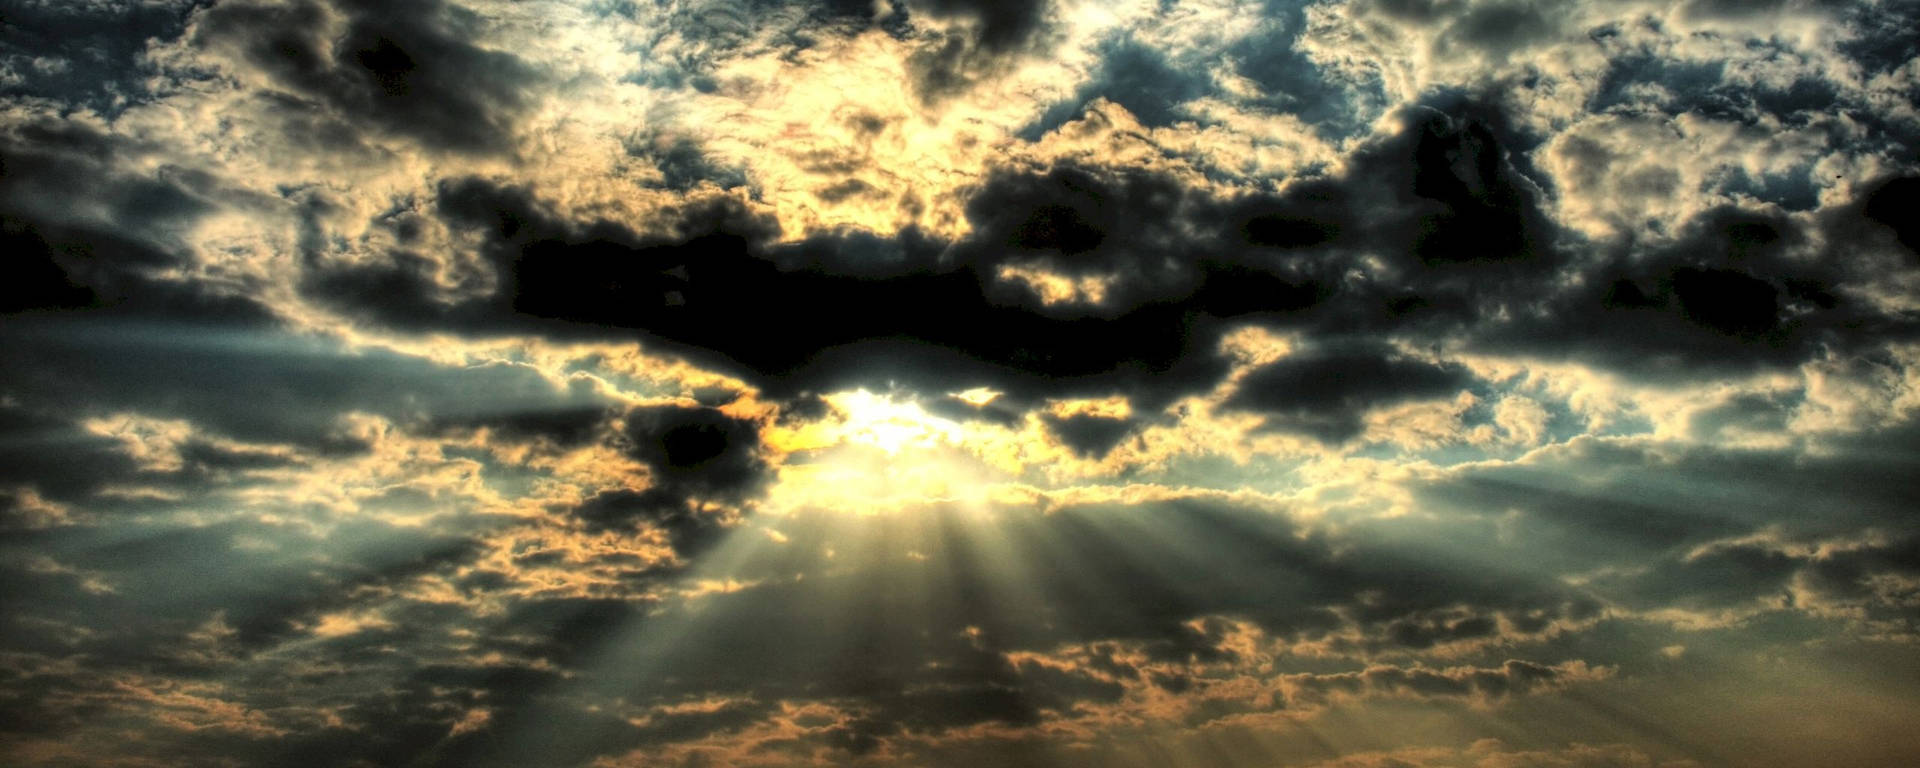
[1617,540,1799,610]
[0,215,272,325]
[1405,427,1920,630]
[1444,1,1553,58]
[1040,413,1139,458]
[566,404,770,556]
[1478,201,1916,378]
[0,111,278,327]
[0,513,490,697]
[1863,176,1920,257]
[290,94,1918,416]
[902,0,1056,99]
[0,0,209,111]
[405,173,1250,410]
[905,0,1050,51]
[1401,111,1551,264]
[428,406,612,448]
[0,314,609,449]
[379,105,1548,406]
[6,2,1920,765]
[0,403,138,506]
[1224,342,1473,442]
[190,0,540,153]
[0,223,95,313]
[1669,266,1781,338]
[1209,99,1558,276]
[956,165,1205,290]
[615,404,768,502]
[1796,535,1920,629]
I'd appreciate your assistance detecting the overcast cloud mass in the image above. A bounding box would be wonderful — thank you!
[3,0,1920,766]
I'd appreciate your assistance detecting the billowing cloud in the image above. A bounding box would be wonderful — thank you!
[4,0,1920,766]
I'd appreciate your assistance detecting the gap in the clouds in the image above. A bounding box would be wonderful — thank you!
[1836,0,1920,77]
[1012,2,1385,148]
[1015,35,1209,139]
[1149,451,1306,496]
[1584,41,1873,181]
[625,135,753,192]
[0,0,216,114]
[1223,1,1386,139]
[1721,166,1824,213]
[1585,52,1727,116]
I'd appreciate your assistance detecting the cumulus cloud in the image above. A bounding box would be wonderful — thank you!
[4,0,1920,766]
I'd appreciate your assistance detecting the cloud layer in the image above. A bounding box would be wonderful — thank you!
[4,0,1920,766]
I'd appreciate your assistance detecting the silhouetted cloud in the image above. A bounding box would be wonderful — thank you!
[4,0,1920,766]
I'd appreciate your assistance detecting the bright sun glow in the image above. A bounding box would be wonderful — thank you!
[952,387,1002,407]
[830,389,967,456]
[764,390,1004,516]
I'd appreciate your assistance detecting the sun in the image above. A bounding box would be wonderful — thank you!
[761,389,1009,516]
[831,389,967,456]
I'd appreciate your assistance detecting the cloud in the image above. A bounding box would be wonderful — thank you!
[0,0,204,111]
[5,0,1920,765]
[1224,341,1474,443]
[187,0,541,154]
[562,403,772,557]
[1041,411,1140,458]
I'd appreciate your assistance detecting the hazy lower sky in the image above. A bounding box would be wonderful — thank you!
[4,1,1920,766]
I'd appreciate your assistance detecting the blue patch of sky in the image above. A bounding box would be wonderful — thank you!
[1224,0,1385,139]
[1153,450,1310,495]
[1837,0,1920,77]
[1591,47,1858,135]
[1585,54,1728,115]
[1721,167,1821,212]
[0,0,215,114]
[635,135,751,191]
[1015,33,1212,141]
[1015,0,1383,147]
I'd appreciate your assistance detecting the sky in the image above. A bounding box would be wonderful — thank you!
[3,0,1920,766]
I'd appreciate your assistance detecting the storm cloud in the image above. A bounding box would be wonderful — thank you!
[4,0,1919,767]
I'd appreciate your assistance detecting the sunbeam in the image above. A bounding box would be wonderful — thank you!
[5,0,1920,765]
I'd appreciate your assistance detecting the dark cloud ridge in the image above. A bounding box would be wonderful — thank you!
[190,0,541,153]
[277,93,1920,427]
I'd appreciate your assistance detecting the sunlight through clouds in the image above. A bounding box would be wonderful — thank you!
[4,0,1920,765]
